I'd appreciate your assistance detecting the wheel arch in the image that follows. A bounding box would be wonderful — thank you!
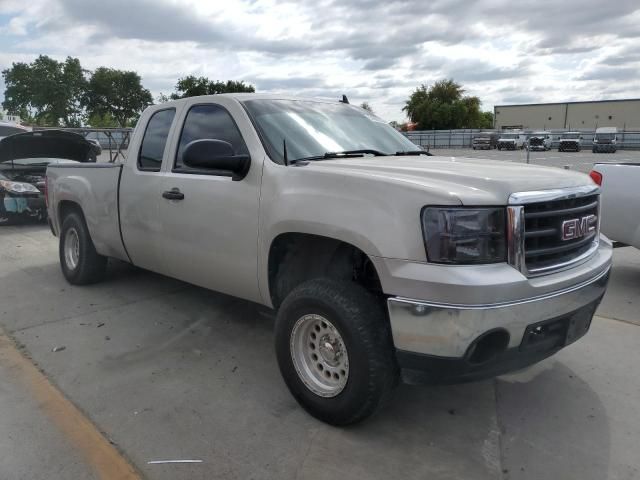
[266,232,384,309]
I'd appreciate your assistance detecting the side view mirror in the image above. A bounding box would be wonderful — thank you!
[182,139,250,180]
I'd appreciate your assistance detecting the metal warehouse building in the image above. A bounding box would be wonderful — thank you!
[494,99,640,130]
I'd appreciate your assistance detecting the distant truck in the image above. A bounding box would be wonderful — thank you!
[472,132,498,150]
[497,131,526,150]
[40,94,612,425]
[592,127,617,153]
[527,131,552,151]
[558,132,582,152]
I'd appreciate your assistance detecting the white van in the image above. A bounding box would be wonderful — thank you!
[593,127,617,153]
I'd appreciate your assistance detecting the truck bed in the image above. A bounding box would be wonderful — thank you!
[46,163,129,261]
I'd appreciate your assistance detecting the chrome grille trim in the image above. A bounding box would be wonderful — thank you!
[507,185,601,277]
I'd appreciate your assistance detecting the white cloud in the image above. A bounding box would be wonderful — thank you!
[0,0,639,121]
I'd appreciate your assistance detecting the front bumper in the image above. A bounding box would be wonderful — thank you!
[386,262,610,384]
[1,193,46,220]
[593,144,616,152]
[559,142,580,151]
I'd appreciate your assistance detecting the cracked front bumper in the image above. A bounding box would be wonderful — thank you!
[386,261,610,383]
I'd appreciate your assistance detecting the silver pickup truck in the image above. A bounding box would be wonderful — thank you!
[44,94,612,425]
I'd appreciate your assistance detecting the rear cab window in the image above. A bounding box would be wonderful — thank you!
[137,108,176,171]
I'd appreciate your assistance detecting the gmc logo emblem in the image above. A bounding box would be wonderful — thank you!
[561,214,597,241]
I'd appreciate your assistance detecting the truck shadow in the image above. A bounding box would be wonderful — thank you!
[2,257,612,480]
[494,361,610,480]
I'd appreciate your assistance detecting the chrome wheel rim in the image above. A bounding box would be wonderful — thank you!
[64,228,80,270]
[290,314,349,397]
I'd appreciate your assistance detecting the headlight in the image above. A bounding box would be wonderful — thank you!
[421,207,506,264]
[0,179,40,194]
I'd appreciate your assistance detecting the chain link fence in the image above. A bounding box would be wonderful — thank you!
[404,129,640,150]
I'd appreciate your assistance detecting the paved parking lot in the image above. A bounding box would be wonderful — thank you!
[1,224,639,480]
[430,147,640,174]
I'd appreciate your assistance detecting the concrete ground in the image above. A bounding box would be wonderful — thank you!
[1,225,639,479]
[430,147,640,174]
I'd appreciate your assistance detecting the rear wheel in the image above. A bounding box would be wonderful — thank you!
[59,212,107,284]
[275,278,398,425]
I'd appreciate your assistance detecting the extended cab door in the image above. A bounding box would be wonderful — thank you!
[119,107,178,272]
[156,100,263,303]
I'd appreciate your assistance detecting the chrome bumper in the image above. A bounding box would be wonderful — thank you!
[387,266,610,358]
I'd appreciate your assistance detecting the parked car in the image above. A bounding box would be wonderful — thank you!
[527,131,552,151]
[472,132,498,150]
[497,131,526,150]
[593,127,617,153]
[590,164,640,248]
[0,130,94,223]
[559,132,582,152]
[44,94,611,425]
[0,122,29,140]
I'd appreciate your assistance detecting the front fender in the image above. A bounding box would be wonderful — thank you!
[256,160,460,305]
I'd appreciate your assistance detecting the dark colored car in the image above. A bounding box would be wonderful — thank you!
[0,130,96,224]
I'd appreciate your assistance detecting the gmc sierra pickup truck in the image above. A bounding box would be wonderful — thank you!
[44,94,612,425]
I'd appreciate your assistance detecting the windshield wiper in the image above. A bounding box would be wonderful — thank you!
[290,149,389,164]
[394,150,433,157]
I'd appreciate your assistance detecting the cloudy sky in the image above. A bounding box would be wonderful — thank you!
[1,0,639,122]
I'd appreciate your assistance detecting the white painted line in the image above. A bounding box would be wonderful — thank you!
[148,460,204,464]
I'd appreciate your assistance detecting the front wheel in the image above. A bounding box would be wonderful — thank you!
[59,212,107,284]
[275,278,398,425]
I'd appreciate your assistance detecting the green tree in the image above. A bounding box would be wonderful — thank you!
[403,79,487,130]
[84,68,152,127]
[170,76,255,99]
[360,102,374,114]
[87,112,119,128]
[2,55,87,126]
[479,111,494,129]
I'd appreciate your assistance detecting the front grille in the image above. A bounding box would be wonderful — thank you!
[523,194,599,272]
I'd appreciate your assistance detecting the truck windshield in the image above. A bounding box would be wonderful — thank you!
[501,134,519,139]
[242,99,418,164]
[561,133,579,139]
[596,134,615,140]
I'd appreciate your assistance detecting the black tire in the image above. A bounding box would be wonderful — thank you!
[59,211,107,284]
[275,278,398,425]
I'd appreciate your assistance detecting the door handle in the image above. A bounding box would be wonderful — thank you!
[162,188,184,200]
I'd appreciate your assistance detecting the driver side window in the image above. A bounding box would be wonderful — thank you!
[174,104,248,172]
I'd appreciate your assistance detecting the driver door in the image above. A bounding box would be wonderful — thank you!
[156,102,262,303]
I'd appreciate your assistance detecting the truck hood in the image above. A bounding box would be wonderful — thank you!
[303,155,593,205]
